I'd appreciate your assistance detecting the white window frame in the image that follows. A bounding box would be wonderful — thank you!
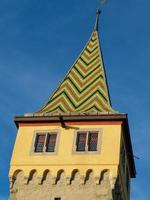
[72,128,102,154]
[30,129,60,155]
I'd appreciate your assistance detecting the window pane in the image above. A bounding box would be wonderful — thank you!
[121,145,126,173]
[54,198,61,200]
[88,132,98,151]
[34,134,46,152]
[46,133,57,152]
[126,166,130,191]
[114,176,122,200]
[76,132,87,151]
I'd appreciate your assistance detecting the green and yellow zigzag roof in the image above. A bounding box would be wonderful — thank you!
[37,11,115,114]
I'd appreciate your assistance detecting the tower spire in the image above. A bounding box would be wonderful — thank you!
[94,9,101,31]
[36,9,115,114]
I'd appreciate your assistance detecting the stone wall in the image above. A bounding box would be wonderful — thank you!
[10,169,114,200]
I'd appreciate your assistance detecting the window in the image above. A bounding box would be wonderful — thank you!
[76,131,98,152]
[35,134,46,152]
[34,132,57,153]
[120,142,130,193]
[126,165,130,192]
[46,134,57,152]
[76,132,87,151]
[88,132,98,151]
[54,198,61,200]
[121,144,126,173]
[115,177,122,200]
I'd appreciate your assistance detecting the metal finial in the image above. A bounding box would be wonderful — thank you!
[94,9,101,31]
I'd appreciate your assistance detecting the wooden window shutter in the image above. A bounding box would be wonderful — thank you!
[88,132,98,151]
[46,133,57,152]
[34,134,46,152]
[76,132,87,151]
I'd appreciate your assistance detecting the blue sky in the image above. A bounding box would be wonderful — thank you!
[0,0,149,199]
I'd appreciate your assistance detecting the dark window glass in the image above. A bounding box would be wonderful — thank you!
[121,145,126,173]
[115,177,122,200]
[126,167,130,191]
[54,198,61,200]
[46,134,57,152]
[34,134,46,152]
[88,132,98,151]
[76,132,87,151]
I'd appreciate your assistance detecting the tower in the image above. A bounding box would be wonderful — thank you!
[9,10,136,200]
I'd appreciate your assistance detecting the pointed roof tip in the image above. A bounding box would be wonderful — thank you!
[97,9,101,14]
[94,9,101,31]
[35,9,115,115]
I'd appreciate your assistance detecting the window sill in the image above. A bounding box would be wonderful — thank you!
[72,150,101,155]
[30,151,57,156]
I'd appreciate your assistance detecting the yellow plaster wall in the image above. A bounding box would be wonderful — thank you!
[10,124,122,178]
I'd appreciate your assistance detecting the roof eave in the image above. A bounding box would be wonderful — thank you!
[14,113,127,125]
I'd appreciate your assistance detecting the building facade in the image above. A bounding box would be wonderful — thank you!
[9,10,136,200]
